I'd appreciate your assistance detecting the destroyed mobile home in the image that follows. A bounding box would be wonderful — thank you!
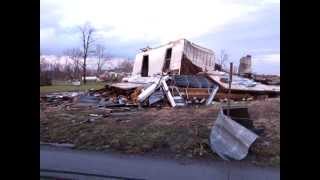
[40,39,280,161]
[95,39,280,108]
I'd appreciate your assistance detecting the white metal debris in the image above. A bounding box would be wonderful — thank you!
[206,86,219,105]
[138,82,160,102]
[210,109,258,160]
[124,75,162,84]
[207,71,280,92]
[160,78,176,107]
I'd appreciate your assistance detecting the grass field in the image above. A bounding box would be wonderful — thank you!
[40,98,280,166]
[40,82,106,94]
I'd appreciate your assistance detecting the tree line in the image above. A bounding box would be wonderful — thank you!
[40,23,133,85]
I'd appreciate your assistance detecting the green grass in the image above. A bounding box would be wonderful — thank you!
[40,82,106,94]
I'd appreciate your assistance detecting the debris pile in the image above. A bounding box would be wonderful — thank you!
[46,72,280,110]
[87,74,221,108]
[40,39,280,163]
[251,74,280,85]
[81,39,280,108]
[40,92,82,107]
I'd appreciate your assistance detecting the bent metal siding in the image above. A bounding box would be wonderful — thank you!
[183,40,215,72]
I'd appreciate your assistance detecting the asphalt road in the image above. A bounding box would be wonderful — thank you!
[40,145,279,180]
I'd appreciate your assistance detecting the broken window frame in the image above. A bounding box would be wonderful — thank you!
[162,48,173,73]
[141,55,149,77]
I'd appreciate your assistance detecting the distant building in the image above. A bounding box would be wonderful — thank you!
[238,55,252,75]
[82,76,98,81]
[98,71,125,82]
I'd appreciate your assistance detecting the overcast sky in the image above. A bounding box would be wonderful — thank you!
[40,0,280,75]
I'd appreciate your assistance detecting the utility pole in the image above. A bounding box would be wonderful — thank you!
[227,62,233,116]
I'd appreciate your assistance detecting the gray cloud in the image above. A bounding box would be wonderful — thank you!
[40,0,279,74]
[192,4,279,74]
[40,1,62,29]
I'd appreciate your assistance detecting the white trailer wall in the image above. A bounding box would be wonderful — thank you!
[132,39,184,76]
[131,39,214,76]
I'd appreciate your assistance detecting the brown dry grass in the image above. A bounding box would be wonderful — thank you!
[249,98,280,160]
[40,98,280,166]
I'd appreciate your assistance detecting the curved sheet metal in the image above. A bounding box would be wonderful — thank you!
[210,109,258,160]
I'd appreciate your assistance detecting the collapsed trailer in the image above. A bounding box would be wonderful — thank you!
[97,39,279,107]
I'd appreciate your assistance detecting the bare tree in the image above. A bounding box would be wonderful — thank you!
[117,59,134,73]
[95,44,107,75]
[79,23,95,84]
[40,55,46,72]
[217,49,229,70]
[64,64,73,80]
[40,57,51,72]
[40,56,52,85]
[64,48,82,80]
[51,58,62,79]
